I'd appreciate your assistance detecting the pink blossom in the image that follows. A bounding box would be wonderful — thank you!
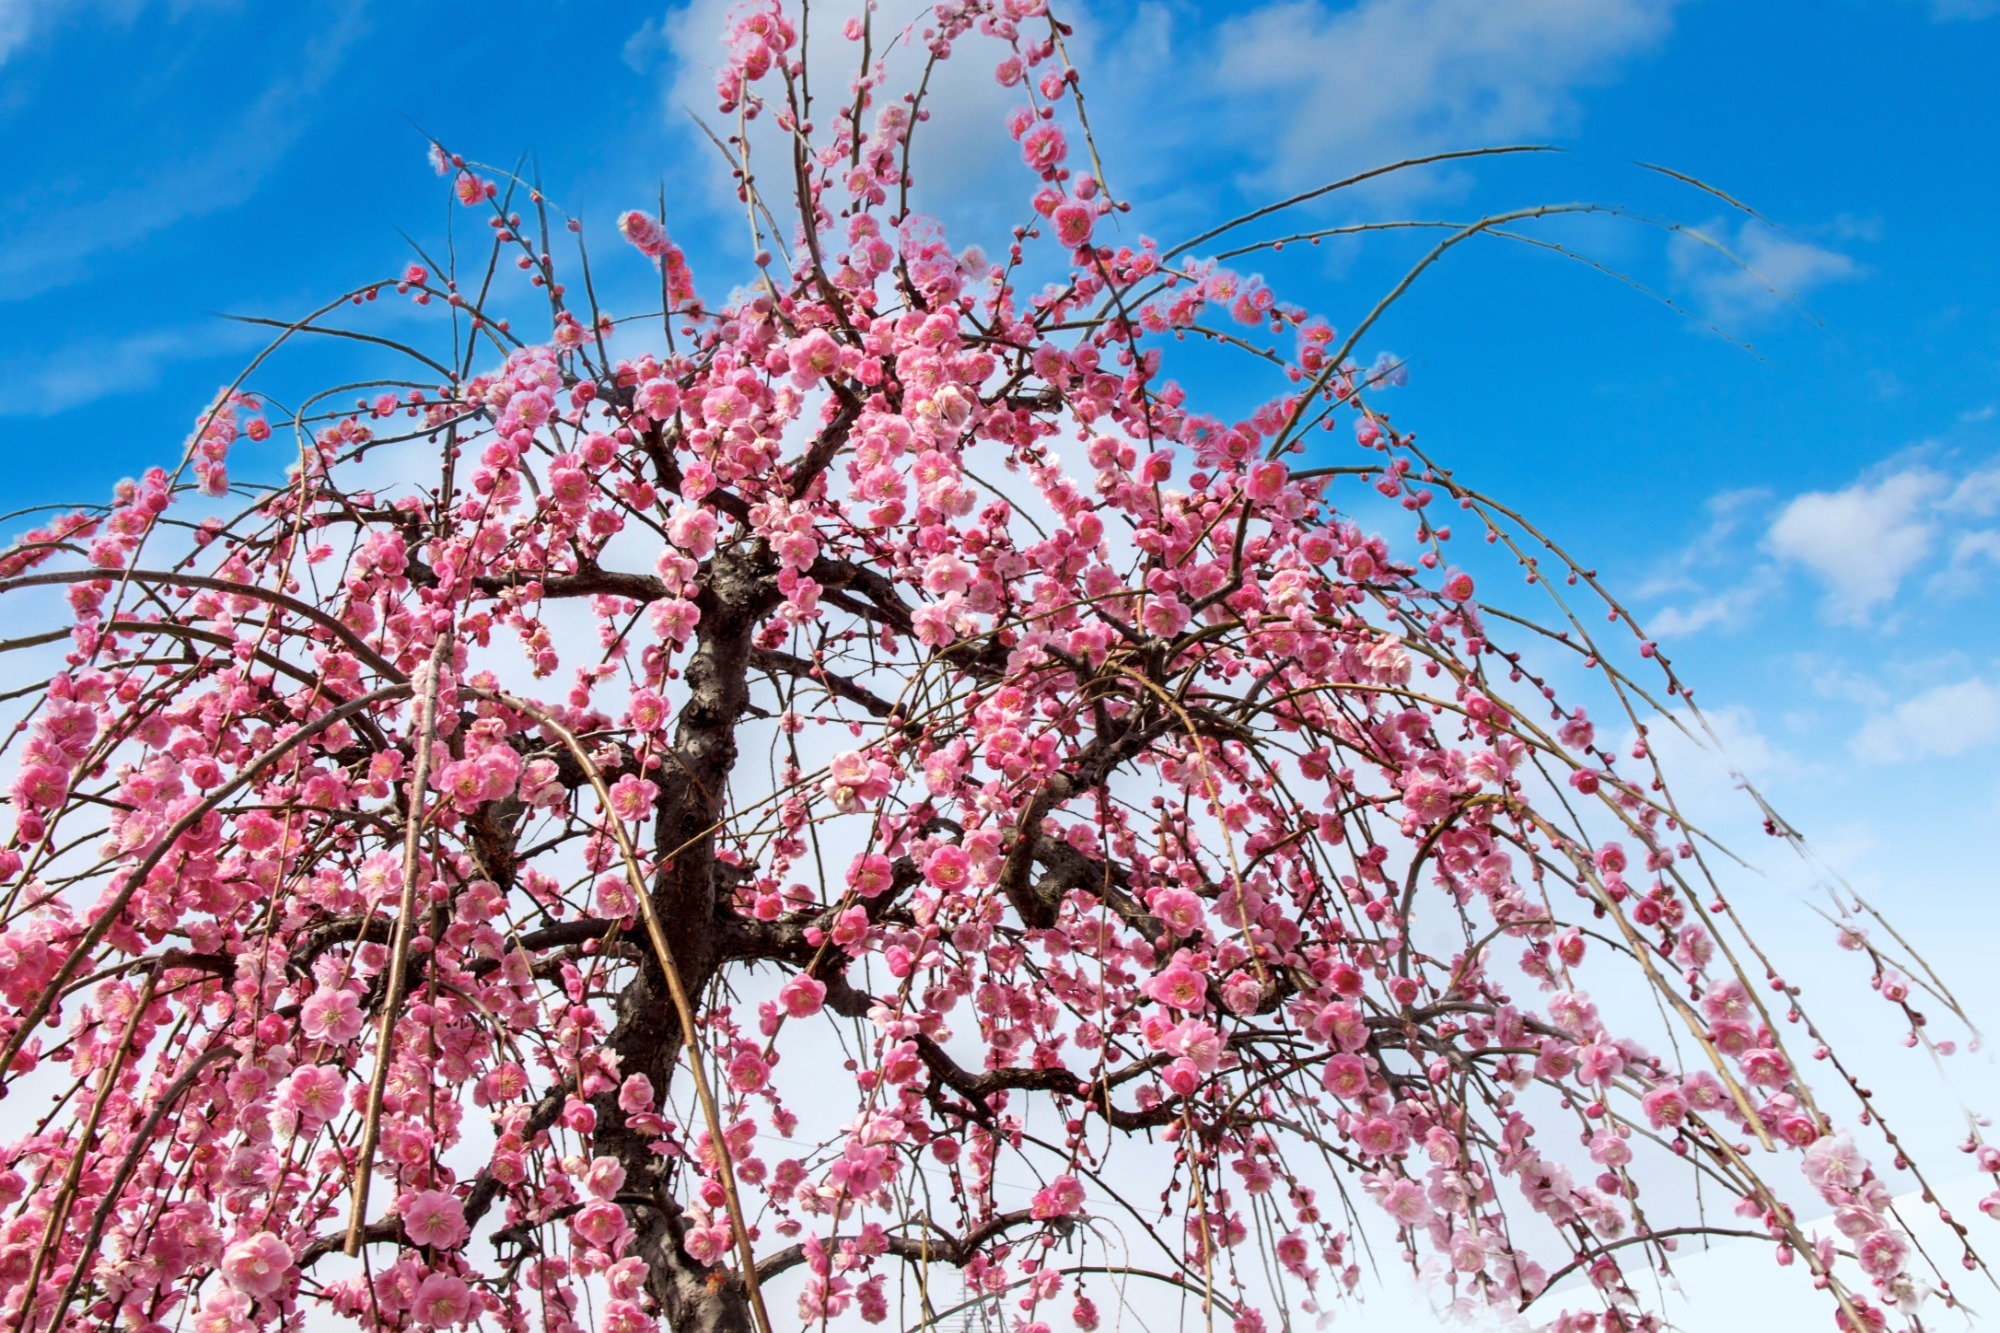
[400,1190,470,1250]
[1140,595,1190,638]
[1575,1042,1624,1086]
[1802,1133,1865,1191]
[618,210,673,258]
[787,329,842,386]
[618,1073,656,1116]
[1855,1228,1909,1280]
[1052,201,1094,250]
[193,1287,251,1333]
[779,975,826,1018]
[848,852,895,898]
[726,1049,770,1092]
[413,1273,472,1326]
[1031,1173,1086,1218]
[279,1064,345,1130]
[1245,460,1289,504]
[1321,1054,1369,1100]
[923,844,971,891]
[585,1156,628,1200]
[607,774,659,822]
[603,1299,655,1333]
[668,505,719,559]
[596,873,638,919]
[300,988,365,1044]
[1641,1085,1688,1129]
[1021,124,1067,172]
[220,1232,293,1298]
[1148,963,1207,1011]
[573,1199,631,1252]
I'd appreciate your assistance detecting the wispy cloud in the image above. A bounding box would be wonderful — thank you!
[0,0,32,65]
[0,0,239,70]
[1648,577,1774,637]
[1916,0,1998,21]
[1206,0,1681,199]
[1638,489,1775,637]
[0,0,368,301]
[1669,218,1860,324]
[0,320,259,417]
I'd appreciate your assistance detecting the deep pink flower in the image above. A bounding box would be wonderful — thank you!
[1052,201,1094,250]
[574,1199,631,1252]
[1149,963,1207,1011]
[400,1190,469,1250]
[1021,124,1067,172]
[413,1274,472,1327]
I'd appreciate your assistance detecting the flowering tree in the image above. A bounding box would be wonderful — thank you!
[0,5,1988,1333]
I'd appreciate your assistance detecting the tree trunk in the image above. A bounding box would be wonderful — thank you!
[593,540,781,1331]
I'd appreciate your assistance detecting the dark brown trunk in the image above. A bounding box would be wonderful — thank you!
[593,541,780,1332]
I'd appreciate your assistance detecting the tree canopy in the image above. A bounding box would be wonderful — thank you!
[0,4,1987,1333]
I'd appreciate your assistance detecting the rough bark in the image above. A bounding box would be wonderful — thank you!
[590,539,781,1333]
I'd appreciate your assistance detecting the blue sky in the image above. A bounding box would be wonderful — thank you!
[5,0,2000,1321]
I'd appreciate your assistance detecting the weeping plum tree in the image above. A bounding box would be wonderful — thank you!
[0,4,1989,1333]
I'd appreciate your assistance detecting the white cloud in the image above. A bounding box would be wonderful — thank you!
[1207,0,1680,198]
[1765,466,1945,622]
[1669,218,1859,323]
[1648,578,1769,637]
[1685,704,1789,782]
[1852,678,2000,762]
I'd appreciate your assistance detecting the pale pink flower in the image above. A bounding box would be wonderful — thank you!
[618,1073,655,1116]
[1856,1228,1909,1280]
[1031,1173,1086,1218]
[584,1156,627,1200]
[278,1064,345,1130]
[787,329,842,385]
[779,975,826,1018]
[1245,460,1289,504]
[1321,1054,1369,1100]
[220,1232,292,1298]
[300,988,365,1044]
[1802,1132,1865,1191]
